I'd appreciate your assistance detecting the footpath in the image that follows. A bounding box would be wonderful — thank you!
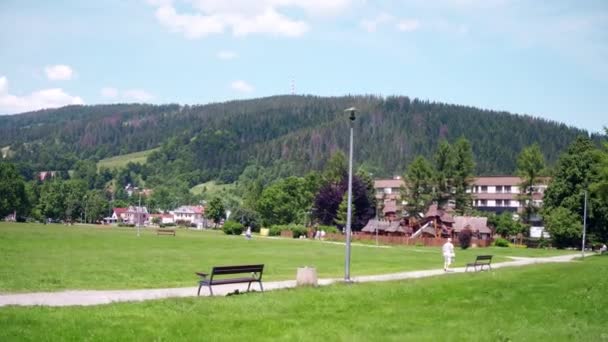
[0,254,580,307]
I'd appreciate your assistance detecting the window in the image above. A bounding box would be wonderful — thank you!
[480,199,487,206]
[505,186,511,193]
[384,188,392,194]
[481,186,488,193]
[496,186,503,193]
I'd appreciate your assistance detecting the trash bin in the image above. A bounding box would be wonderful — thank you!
[260,228,269,236]
[296,266,318,287]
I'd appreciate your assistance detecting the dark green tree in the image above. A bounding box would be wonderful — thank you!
[0,162,29,218]
[452,137,475,214]
[544,207,583,248]
[516,144,546,223]
[206,197,226,227]
[402,156,435,214]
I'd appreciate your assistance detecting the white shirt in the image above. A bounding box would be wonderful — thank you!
[442,242,454,257]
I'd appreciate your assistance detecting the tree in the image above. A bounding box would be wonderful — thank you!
[452,137,475,214]
[257,177,313,226]
[459,226,473,249]
[206,197,226,227]
[493,211,524,238]
[434,140,455,206]
[544,207,582,248]
[313,175,374,231]
[544,136,608,244]
[592,128,608,202]
[84,190,109,223]
[334,192,356,229]
[402,156,435,214]
[0,162,29,218]
[73,160,98,189]
[323,151,347,185]
[516,144,546,223]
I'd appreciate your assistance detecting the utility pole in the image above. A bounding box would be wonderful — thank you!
[344,107,356,282]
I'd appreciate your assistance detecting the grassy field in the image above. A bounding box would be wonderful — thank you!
[189,180,236,196]
[96,148,158,169]
[1,256,606,341]
[0,223,572,292]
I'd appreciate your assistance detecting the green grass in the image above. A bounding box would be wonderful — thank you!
[1,256,606,341]
[96,148,158,169]
[189,180,236,196]
[0,223,572,292]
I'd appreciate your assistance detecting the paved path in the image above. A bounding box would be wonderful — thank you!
[0,254,580,307]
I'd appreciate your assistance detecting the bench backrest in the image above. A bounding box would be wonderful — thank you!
[212,264,264,277]
[475,255,493,261]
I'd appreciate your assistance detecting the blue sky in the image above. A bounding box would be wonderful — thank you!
[0,0,606,132]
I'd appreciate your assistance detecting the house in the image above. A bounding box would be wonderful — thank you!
[150,213,174,224]
[470,176,548,213]
[374,177,406,218]
[171,205,205,226]
[38,171,57,181]
[106,207,128,223]
[124,206,149,225]
[453,216,492,240]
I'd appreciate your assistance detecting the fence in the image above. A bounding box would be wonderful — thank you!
[324,233,492,247]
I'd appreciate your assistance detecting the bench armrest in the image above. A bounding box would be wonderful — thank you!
[195,272,208,278]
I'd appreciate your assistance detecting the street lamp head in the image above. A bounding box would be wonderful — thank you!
[344,107,356,121]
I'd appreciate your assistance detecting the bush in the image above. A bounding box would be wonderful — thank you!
[494,238,509,247]
[159,222,176,228]
[117,222,135,227]
[175,220,190,227]
[222,220,244,235]
[459,227,473,249]
[268,224,307,238]
[318,225,339,234]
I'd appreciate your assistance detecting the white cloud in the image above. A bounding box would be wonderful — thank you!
[149,0,353,38]
[360,13,392,32]
[100,87,119,98]
[0,76,84,114]
[44,65,74,81]
[231,80,254,93]
[123,89,154,102]
[396,19,421,32]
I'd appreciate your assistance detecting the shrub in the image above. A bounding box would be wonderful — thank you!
[175,220,190,227]
[318,225,339,234]
[494,238,509,247]
[268,224,307,238]
[222,220,244,235]
[459,227,473,249]
[117,222,135,227]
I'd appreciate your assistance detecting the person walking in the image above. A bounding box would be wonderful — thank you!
[245,226,252,240]
[442,238,455,271]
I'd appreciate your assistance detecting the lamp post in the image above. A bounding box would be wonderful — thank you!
[137,189,142,237]
[344,107,356,282]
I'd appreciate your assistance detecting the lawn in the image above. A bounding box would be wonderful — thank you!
[96,148,158,169]
[0,223,572,292]
[1,256,606,341]
[189,180,236,196]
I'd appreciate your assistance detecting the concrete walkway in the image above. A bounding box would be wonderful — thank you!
[0,254,580,307]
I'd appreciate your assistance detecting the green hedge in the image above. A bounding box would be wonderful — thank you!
[494,238,509,247]
[223,220,244,235]
[269,224,307,238]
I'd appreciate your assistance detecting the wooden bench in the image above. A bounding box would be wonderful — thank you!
[465,255,493,272]
[156,229,176,236]
[196,264,264,296]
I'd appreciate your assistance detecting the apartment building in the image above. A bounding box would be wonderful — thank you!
[471,176,548,213]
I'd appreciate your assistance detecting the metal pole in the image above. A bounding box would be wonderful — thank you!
[582,190,587,258]
[345,108,355,282]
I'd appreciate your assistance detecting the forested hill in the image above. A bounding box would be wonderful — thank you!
[0,95,599,182]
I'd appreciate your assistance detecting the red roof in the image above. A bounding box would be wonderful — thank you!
[113,208,128,215]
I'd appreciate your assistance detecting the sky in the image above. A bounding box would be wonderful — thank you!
[0,0,606,132]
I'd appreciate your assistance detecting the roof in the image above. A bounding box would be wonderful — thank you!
[361,219,402,233]
[173,205,204,214]
[113,208,128,215]
[473,176,551,186]
[453,216,491,234]
[374,179,405,189]
[473,176,522,186]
